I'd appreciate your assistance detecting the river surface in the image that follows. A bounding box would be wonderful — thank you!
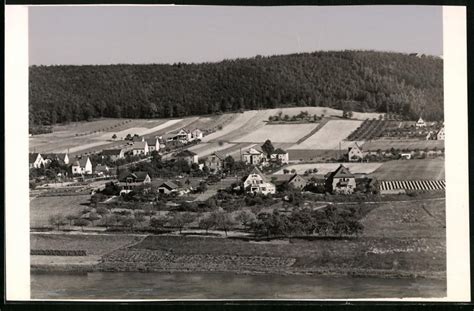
[31,272,446,299]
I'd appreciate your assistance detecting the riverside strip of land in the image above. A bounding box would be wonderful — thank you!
[31,197,446,280]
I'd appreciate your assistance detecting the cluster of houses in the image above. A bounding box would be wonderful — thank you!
[416,118,445,141]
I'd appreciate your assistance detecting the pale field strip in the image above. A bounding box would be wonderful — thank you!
[289,120,364,150]
[274,162,383,175]
[232,124,318,143]
[98,119,183,140]
[188,142,236,158]
[361,139,445,151]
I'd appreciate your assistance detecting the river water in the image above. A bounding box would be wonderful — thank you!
[31,272,446,299]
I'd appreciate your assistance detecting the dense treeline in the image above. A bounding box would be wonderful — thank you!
[29,50,443,126]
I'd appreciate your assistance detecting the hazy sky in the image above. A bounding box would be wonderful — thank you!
[29,5,443,65]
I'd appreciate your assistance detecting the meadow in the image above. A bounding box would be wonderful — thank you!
[232,124,318,143]
[30,194,90,228]
[361,139,444,151]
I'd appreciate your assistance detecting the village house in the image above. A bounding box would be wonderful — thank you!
[416,117,427,128]
[287,174,308,190]
[325,164,356,194]
[205,152,226,172]
[72,157,93,175]
[425,131,437,140]
[437,127,445,140]
[347,143,364,162]
[145,138,160,153]
[175,150,199,165]
[29,153,45,169]
[242,148,267,166]
[189,129,203,141]
[166,129,191,144]
[42,153,70,165]
[270,148,289,164]
[95,164,111,177]
[157,181,179,194]
[131,141,149,156]
[243,167,276,195]
[102,148,125,161]
[118,171,151,192]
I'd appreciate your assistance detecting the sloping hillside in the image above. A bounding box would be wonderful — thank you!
[29,50,443,126]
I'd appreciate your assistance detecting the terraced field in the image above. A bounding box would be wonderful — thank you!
[372,159,445,180]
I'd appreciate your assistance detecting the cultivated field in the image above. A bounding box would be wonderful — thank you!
[188,142,237,158]
[288,149,340,162]
[31,233,144,256]
[274,162,383,175]
[290,120,364,150]
[30,194,90,228]
[232,124,318,143]
[372,159,445,181]
[362,139,445,151]
[361,199,445,238]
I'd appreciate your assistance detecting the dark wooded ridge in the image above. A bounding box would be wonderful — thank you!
[29,50,443,126]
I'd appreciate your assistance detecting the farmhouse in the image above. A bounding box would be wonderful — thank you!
[416,117,427,128]
[102,148,125,161]
[29,153,45,169]
[348,143,364,162]
[42,153,70,165]
[242,148,267,166]
[175,150,199,165]
[157,181,179,194]
[72,157,93,175]
[325,164,356,194]
[243,167,276,195]
[270,148,289,164]
[145,138,160,152]
[132,141,149,156]
[119,171,151,191]
[205,152,226,172]
[437,127,445,140]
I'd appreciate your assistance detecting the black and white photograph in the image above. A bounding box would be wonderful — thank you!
[3,4,470,302]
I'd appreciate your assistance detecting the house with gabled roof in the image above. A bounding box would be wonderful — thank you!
[72,157,93,175]
[437,127,445,140]
[29,153,45,169]
[42,153,70,165]
[205,151,226,172]
[166,129,191,143]
[242,147,267,166]
[101,148,125,161]
[132,141,149,156]
[348,143,364,162]
[270,148,289,164]
[175,149,198,165]
[243,167,275,195]
[157,181,179,194]
[287,174,308,190]
[325,164,356,194]
[118,171,151,192]
[145,138,160,153]
[416,117,427,128]
[189,129,203,141]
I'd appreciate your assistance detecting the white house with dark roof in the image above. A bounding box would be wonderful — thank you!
[437,127,445,140]
[242,148,267,166]
[42,153,70,165]
[348,143,364,162]
[132,141,149,156]
[157,181,179,194]
[145,138,160,153]
[190,129,203,141]
[72,157,93,175]
[243,167,276,195]
[416,117,427,128]
[29,153,45,169]
[270,148,289,164]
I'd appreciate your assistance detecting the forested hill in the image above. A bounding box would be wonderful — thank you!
[29,50,443,126]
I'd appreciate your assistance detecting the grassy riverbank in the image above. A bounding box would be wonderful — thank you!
[31,199,446,280]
